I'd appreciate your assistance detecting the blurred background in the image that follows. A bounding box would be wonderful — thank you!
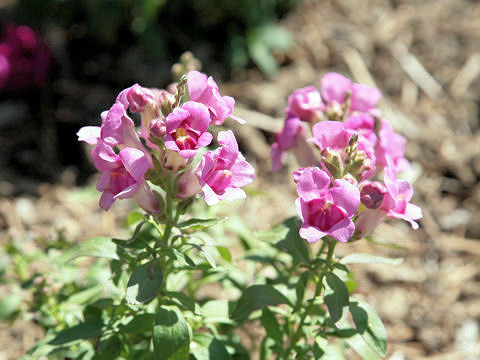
[1,0,480,359]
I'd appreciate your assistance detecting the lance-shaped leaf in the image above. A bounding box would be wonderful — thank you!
[349,298,387,357]
[177,217,226,231]
[59,237,118,263]
[126,259,163,304]
[191,333,231,360]
[324,272,349,324]
[231,284,291,321]
[49,318,104,345]
[153,306,190,360]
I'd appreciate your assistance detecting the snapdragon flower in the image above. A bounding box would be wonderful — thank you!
[295,167,360,243]
[165,101,213,159]
[196,130,255,206]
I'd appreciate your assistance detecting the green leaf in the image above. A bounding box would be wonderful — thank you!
[216,246,232,263]
[259,217,309,264]
[196,245,217,269]
[201,300,232,324]
[340,253,403,266]
[295,272,309,307]
[126,259,163,304]
[119,313,155,334]
[191,333,231,360]
[127,211,144,226]
[69,285,103,305]
[167,291,201,315]
[94,335,122,360]
[261,308,282,344]
[345,334,382,360]
[350,299,387,357]
[177,217,226,231]
[324,272,349,324]
[166,249,196,268]
[59,237,119,263]
[247,24,294,77]
[231,285,291,321]
[49,319,104,345]
[0,294,22,321]
[153,306,190,360]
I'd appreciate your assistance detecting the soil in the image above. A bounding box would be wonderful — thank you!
[2,0,480,359]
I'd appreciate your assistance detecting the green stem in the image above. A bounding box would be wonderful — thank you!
[286,238,337,357]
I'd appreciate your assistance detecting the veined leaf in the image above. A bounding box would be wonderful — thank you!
[59,237,118,263]
[350,298,387,357]
[324,272,349,324]
[126,259,163,305]
[231,285,291,321]
[153,306,190,360]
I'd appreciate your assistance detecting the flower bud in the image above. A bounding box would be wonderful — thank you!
[360,181,386,209]
[149,117,166,139]
[162,149,187,172]
[354,208,386,239]
[176,169,201,198]
[321,148,343,178]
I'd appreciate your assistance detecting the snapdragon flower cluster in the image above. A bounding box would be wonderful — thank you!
[272,73,422,243]
[78,70,254,213]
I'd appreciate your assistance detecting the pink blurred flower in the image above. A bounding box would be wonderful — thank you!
[354,208,386,239]
[176,169,201,198]
[91,142,159,213]
[320,72,381,115]
[187,70,240,125]
[0,23,52,92]
[117,83,156,113]
[286,86,324,122]
[344,113,377,146]
[196,130,254,205]
[165,101,213,159]
[375,119,410,172]
[381,165,422,229]
[295,167,360,243]
[271,116,317,171]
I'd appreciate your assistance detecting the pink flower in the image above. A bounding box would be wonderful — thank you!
[91,142,159,213]
[295,167,360,243]
[350,83,382,112]
[271,116,317,171]
[165,101,212,159]
[196,130,254,206]
[354,208,386,239]
[320,72,381,114]
[176,169,201,198]
[0,54,9,89]
[78,101,146,150]
[286,86,324,122]
[380,165,422,229]
[310,121,353,150]
[116,83,156,113]
[360,181,387,209]
[310,121,376,181]
[0,23,52,91]
[344,113,377,146]
[375,119,410,172]
[187,70,241,125]
[321,73,352,106]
